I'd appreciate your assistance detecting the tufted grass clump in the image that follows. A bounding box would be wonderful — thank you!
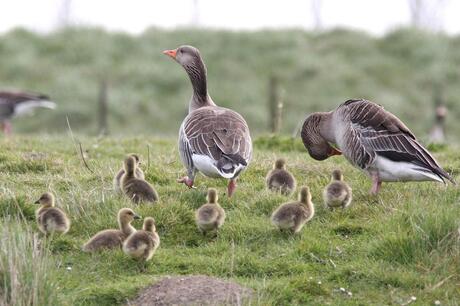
[0,221,58,306]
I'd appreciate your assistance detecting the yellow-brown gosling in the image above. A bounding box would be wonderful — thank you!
[323,169,352,210]
[266,158,296,195]
[195,188,226,236]
[121,155,159,204]
[34,192,70,235]
[113,153,145,194]
[82,208,140,252]
[123,217,160,262]
[271,186,315,234]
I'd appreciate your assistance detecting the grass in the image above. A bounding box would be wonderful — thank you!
[0,220,58,306]
[0,135,459,305]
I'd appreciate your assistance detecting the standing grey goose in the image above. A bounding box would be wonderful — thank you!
[163,45,252,197]
[0,91,56,134]
[301,99,455,194]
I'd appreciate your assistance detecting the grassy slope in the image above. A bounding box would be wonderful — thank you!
[0,135,459,305]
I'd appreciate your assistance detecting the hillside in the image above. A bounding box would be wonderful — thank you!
[0,28,459,140]
[0,136,459,305]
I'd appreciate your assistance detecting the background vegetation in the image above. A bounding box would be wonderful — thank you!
[0,27,459,140]
[0,136,458,305]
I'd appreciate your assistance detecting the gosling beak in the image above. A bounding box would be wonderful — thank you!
[329,147,342,156]
[163,49,177,59]
[34,200,40,204]
[134,214,141,220]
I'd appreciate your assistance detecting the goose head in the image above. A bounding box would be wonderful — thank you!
[143,217,156,233]
[163,45,203,67]
[206,188,218,204]
[301,112,341,161]
[34,192,55,207]
[128,153,141,166]
[123,155,137,175]
[274,158,286,170]
[299,186,312,204]
[118,208,141,224]
[331,169,343,181]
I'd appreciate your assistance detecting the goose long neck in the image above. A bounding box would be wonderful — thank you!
[184,59,215,112]
[120,219,136,236]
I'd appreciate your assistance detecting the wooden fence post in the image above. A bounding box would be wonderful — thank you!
[98,79,109,135]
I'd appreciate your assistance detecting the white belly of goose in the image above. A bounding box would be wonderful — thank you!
[369,155,444,183]
[192,154,245,179]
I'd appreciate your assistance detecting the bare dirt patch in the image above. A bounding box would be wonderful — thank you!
[128,275,253,306]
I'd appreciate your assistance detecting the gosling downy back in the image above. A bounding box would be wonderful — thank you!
[121,155,159,204]
[323,169,352,210]
[271,186,314,233]
[195,188,226,234]
[82,208,141,252]
[34,192,70,235]
[266,158,296,195]
[123,217,160,261]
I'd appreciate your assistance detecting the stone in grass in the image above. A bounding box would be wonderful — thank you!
[128,275,253,306]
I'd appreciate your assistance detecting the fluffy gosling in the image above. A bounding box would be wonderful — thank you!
[34,192,70,235]
[123,217,160,261]
[113,153,145,193]
[323,169,352,210]
[271,186,314,233]
[121,155,159,204]
[195,188,226,236]
[82,208,140,252]
[266,158,296,195]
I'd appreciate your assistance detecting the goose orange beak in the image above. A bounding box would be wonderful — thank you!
[163,49,177,59]
[329,147,342,156]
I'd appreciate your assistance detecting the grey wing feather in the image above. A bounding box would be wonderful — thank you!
[338,99,454,183]
[179,123,195,175]
[182,106,252,167]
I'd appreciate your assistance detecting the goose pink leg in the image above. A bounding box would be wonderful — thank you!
[177,177,195,189]
[370,172,382,195]
[227,179,237,197]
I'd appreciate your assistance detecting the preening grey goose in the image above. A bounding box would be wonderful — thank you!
[301,99,455,194]
[163,45,252,197]
[0,91,56,134]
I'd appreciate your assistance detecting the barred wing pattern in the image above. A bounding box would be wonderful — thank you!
[179,106,252,178]
[338,99,453,183]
